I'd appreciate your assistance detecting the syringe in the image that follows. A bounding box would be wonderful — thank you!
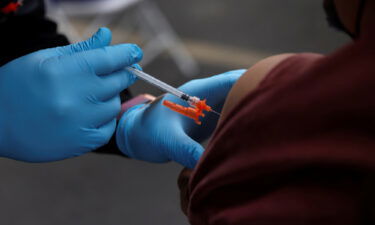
[126,67,220,116]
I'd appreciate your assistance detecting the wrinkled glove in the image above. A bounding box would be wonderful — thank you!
[0,27,143,162]
[116,70,246,168]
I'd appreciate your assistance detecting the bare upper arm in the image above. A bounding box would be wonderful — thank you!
[218,53,296,125]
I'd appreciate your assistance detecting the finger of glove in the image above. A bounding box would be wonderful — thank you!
[96,67,138,101]
[90,96,122,127]
[177,69,246,141]
[90,118,117,148]
[79,44,143,76]
[179,69,246,103]
[166,127,204,169]
[56,27,112,55]
[116,104,172,163]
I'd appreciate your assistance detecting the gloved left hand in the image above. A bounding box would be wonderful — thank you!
[116,70,246,168]
[0,28,142,162]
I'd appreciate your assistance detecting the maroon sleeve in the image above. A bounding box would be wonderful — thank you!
[187,51,375,225]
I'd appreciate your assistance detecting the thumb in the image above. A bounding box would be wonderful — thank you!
[55,27,112,55]
[180,69,246,100]
[167,129,204,169]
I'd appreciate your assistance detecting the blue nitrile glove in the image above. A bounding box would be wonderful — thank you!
[0,27,143,162]
[116,70,246,168]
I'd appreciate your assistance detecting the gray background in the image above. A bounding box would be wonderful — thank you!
[0,0,349,224]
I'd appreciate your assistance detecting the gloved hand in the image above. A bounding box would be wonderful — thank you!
[116,70,246,168]
[0,27,143,162]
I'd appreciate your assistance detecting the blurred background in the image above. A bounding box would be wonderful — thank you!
[0,0,349,224]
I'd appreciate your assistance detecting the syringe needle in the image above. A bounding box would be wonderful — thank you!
[127,67,222,121]
[210,109,221,116]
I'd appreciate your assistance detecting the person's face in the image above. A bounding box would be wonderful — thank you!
[323,0,353,36]
[323,0,366,38]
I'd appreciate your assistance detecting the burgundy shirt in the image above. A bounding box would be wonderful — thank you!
[187,3,375,225]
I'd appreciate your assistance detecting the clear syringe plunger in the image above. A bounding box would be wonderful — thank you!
[126,67,200,105]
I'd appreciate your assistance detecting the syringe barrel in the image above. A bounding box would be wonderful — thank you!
[127,67,185,98]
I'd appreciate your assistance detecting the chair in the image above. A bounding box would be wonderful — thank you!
[46,0,199,77]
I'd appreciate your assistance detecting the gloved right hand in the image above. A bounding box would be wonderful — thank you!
[0,27,143,162]
[116,70,245,168]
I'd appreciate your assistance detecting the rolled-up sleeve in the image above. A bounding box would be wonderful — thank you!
[187,53,375,225]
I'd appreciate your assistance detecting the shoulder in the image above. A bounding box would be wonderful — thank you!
[220,53,324,125]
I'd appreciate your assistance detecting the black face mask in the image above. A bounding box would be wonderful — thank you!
[323,0,367,39]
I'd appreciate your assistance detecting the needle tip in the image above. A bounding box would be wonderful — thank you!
[210,109,221,116]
